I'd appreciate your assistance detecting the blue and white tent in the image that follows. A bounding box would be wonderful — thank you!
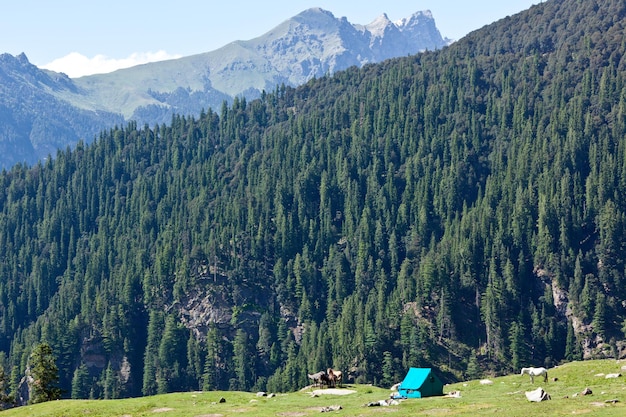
[397,368,444,398]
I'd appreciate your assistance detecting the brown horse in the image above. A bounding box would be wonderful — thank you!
[319,371,331,387]
[327,368,342,388]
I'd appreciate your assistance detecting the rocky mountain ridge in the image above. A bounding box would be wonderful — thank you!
[0,8,447,169]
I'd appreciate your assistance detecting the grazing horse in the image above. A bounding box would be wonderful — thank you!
[319,371,332,387]
[520,367,548,383]
[326,368,337,388]
[327,368,343,387]
[308,371,326,388]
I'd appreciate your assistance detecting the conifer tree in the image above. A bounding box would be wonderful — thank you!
[381,351,395,388]
[71,364,91,399]
[28,343,61,404]
[466,351,481,380]
[564,320,581,361]
[0,365,14,407]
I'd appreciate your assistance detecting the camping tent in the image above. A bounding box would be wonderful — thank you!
[397,368,444,398]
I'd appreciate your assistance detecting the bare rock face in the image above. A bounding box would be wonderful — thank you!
[15,372,33,406]
[76,332,134,393]
[119,356,132,385]
[551,280,569,316]
[533,264,619,360]
[81,336,107,372]
[177,287,236,338]
[172,260,301,344]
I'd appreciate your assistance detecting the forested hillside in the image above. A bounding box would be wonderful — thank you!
[1,0,626,403]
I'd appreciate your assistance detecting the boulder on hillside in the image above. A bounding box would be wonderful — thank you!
[525,387,551,402]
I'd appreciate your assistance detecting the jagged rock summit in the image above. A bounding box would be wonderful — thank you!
[74,7,448,121]
[362,10,445,60]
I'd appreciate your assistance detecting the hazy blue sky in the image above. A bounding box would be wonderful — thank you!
[1,0,539,77]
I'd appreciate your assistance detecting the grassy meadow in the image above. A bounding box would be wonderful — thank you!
[2,359,625,416]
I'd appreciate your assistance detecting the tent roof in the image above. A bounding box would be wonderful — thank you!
[400,368,433,389]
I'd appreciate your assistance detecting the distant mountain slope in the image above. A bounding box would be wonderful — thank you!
[72,8,447,121]
[0,8,447,169]
[0,53,124,167]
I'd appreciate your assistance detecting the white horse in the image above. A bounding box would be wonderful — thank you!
[520,367,548,383]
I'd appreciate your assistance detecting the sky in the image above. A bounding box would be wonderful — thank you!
[1,0,540,78]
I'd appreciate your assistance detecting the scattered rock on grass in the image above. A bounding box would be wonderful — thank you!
[525,387,551,402]
[320,405,342,412]
[366,399,399,407]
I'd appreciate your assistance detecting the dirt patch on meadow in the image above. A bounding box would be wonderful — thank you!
[152,408,174,413]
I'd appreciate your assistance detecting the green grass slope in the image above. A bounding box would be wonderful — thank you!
[3,360,625,416]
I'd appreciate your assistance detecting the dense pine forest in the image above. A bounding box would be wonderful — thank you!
[1,0,626,403]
